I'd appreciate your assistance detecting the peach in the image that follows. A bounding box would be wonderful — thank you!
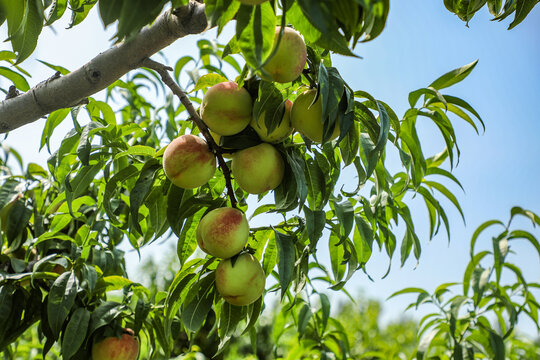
[290,89,339,143]
[200,81,253,136]
[262,27,307,83]
[215,253,266,306]
[196,207,249,259]
[250,100,293,143]
[162,134,216,189]
[91,328,139,360]
[231,143,284,194]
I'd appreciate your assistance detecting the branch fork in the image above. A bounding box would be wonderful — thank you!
[142,58,238,208]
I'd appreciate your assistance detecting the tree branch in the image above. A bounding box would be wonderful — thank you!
[0,0,207,134]
[142,58,239,209]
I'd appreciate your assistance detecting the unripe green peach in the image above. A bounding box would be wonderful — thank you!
[236,0,268,4]
[196,207,249,259]
[216,253,266,306]
[290,89,340,143]
[250,100,293,143]
[163,134,216,189]
[201,81,253,136]
[91,328,139,360]
[231,143,284,194]
[262,27,307,83]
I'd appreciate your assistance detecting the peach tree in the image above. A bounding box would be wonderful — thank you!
[0,0,538,359]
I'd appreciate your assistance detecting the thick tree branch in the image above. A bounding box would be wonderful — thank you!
[142,58,239,209]
[0,0,207,134]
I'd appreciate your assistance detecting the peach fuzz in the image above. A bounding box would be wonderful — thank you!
[262,27,307,83]
[196,207,249,259]
[231,143,284,194]
[250,100,293,143]
[162,134,216,189]
[215,253,266,306]
[200,81,253,136]
[91,328,139,360]
[290,89,340,143]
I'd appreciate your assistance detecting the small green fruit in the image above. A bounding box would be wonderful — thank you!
[201,81,253,136]
[216,253,266,306]
[231,143,284,194]
[290,89,339,143]
[262,27,307,83]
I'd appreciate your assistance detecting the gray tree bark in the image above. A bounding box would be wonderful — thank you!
[0,0,207,134]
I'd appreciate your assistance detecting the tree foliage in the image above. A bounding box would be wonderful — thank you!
[0,0,538,359]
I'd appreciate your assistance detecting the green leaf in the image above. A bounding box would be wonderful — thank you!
[88,302,124,335]
[470,219,505,257]
[319,292,330,332]
[205,0,240,34]
[218,301,245,338]
[0,66,29,91]
[488,329,505,360]
[423,180,465,222]
[47,271,78,338]
[297,304,312,337]
[62,307,90,359]
[0,285,14,342]
[463,250,490,296]
[166,185,189,237]
[285,148,308,210]
[252,80,284,133]
[40,108,71,152]
[332,199,354,240]
[177,210,204,265]
[115,0,166,41]
[508,0,537,29]
[510,206,540,226]
[6,198,32,249]
[129,159,160,236]
[429,60,479,90]
[98,0,123,27]
[354,214,374,264]
[164,260,203,338]
[303,206,325,250]
[388,287,428,300]
[11,0,44,64]
[68,0,95,27]
[295,0,356,56]
[274,229,295,299]
[113,145,156,160]
[508,229,540,263]
[192,73,229,93]
[235,2,276,69]
[182,273,215,332]
[46,0,68,25]
[328,232,346,283]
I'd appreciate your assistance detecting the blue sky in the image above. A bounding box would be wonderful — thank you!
[2,1,539,335]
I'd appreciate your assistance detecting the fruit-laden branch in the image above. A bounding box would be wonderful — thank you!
[142,58,239,208]
[0,0,207,134]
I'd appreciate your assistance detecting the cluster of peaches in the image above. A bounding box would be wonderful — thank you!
[161,26,339,307]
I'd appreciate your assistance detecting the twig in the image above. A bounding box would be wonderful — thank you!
[142,58,238,208]
[0,0,207,133]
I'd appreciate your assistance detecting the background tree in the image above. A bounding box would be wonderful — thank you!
[0,0,538,359]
